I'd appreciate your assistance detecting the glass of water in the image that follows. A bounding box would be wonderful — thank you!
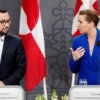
[79,79,87,85]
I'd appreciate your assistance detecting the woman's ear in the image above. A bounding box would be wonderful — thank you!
[89,21,95,27]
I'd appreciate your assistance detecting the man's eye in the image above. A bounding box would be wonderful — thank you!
[0,20,11,25]
[0,21,4,23]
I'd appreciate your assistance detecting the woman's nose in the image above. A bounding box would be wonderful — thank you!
[77,23,80,28]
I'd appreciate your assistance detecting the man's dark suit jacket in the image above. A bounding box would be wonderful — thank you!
[0,33,26,85]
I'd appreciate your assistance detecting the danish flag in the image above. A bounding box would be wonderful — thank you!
[72,0,99,37]
[19,0,46,91]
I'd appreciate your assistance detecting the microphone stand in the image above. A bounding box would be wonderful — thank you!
[96,41,100,84]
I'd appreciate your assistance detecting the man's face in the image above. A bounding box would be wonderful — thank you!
[0,12,11,35]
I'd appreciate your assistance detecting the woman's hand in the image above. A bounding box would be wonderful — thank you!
[70,46,85,61]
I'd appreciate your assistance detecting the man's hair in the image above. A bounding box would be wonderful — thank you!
[0,9,8,13]
[79,9,99,27]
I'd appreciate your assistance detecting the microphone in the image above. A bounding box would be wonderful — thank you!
[96,41,100,84]
[96,41,100,46]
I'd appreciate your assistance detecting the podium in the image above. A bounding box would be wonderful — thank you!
[0,86,25,100]
[69,85,100,100]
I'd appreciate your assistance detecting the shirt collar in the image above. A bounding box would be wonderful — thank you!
[0,35,5,41]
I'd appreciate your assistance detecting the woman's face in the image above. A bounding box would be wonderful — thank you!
[77,15,91,34]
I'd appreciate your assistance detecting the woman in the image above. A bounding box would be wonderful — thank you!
[69,9,100,85]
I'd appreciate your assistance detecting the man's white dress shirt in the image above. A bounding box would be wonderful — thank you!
[0,35,5,62]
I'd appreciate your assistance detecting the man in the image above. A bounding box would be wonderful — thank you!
[0,9,26,86]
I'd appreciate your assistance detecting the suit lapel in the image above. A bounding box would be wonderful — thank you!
[87,29,100,70]
[0,34,11,64]
[82,35,96,70]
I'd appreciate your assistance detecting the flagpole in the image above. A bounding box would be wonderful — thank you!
[71,74,75,87]
[38,0,48,99]
[43,77,48,100]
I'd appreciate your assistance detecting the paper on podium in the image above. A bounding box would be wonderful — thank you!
[69,85,100,100]
[0,86,25,100]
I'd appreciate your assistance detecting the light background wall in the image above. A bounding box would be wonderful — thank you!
[0,0,100,100]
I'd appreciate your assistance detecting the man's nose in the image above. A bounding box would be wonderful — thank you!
[4,22,11,27]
